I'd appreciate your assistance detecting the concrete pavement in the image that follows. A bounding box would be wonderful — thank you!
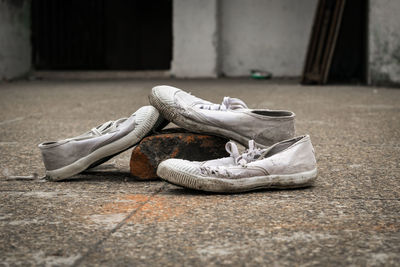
[0,78,399,266]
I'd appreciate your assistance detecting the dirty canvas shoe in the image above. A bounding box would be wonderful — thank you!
[39,106,164,181]
[157,135,317,193]
[149,85,295,148]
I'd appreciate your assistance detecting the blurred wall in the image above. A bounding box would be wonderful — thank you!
[220,0,317,77]
[1,0,399,85]
[171,0,318,78]
[171,0,219,78]
[0,0,31,80]
[369,0,400,86]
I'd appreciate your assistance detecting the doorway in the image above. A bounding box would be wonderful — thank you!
[302,0,368,84]
[31,0,172,70]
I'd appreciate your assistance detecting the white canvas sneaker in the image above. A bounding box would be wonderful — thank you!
[149,85,295,148]
[157,135,317,193]
[39,106,164,181]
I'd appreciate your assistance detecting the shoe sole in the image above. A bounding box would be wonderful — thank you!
[46,107,163,181]
[149,90,269,148]
[157,164,317,193]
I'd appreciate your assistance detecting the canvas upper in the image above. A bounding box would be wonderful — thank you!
[157,135,317,192]
[38,106,163,180]
[150,85,295,147]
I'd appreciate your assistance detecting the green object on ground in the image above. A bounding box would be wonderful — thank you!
[251,69,272,79]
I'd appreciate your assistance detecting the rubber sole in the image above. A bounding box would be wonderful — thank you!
[149,90,269,148]
[46,107,163,181]
[157,163,317,193]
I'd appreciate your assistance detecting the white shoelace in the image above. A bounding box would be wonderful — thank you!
[90,118,128,136]
[200,140,264,176]
[69,117,130,141]
[197,97,248,111]
[232,140,264,166]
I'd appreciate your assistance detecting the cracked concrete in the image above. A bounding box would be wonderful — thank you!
[0,78,399,266]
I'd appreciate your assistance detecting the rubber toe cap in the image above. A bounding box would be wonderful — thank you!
[151,85,180,106]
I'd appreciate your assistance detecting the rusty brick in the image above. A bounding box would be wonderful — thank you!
[130,128,229,180]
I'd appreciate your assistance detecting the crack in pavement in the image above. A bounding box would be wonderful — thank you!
[0,117,25,125]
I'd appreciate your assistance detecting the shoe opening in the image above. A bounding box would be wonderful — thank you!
[38,140,68,148]
[252,110,293,117]
[41,141,58,146]
[262,136,305,158]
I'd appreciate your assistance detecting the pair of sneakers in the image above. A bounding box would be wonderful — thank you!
[39,85,317,193]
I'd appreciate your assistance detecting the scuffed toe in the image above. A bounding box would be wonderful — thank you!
[151,85,180,106]
[157,158,202,177]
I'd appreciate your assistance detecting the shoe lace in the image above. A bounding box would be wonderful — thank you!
[69,117,130,141]
[90,117,128,136]
[233,140,264,166]
[200,140,264,176]
[197,96,248,111]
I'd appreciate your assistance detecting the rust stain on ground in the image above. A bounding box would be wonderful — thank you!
[97,194,223,224]
[99,194,185,223]
[135,197,186,223]
[101,194,149,214]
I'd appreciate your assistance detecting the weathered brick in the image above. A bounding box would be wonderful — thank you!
[130,129,229,180]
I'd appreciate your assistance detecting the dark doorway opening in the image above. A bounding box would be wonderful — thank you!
[32,0,172,70]
[328,0,368,84]
[302,0,368,85]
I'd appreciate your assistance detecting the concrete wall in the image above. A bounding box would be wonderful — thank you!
[1,0,398,85]
[171,0,219,78]
[0,0,31,80]
[368,0,400,86]
[220,0,317,77]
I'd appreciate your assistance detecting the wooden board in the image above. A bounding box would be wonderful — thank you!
[301,0,346,85]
